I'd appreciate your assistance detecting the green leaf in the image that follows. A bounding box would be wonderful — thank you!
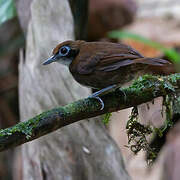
[0,0,16,25]
[102,113,112,125]
[108,30,180,64]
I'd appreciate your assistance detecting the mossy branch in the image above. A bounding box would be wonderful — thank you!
[0,73,180,152]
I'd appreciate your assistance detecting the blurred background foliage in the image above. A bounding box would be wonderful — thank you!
[0,0,16,25]
[0,0,24,128]
[0,1,24,180]
[108,30,180,64]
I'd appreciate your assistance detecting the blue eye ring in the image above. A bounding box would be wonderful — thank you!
[59,46,71,56]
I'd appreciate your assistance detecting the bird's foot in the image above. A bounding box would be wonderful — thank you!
[88,85,127,110]
[88,95,104,110]
[88,85,117,110]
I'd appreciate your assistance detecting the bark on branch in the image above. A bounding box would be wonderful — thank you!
[0,73,179,152]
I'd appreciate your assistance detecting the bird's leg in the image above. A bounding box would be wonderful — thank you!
[91,85,117,97]
[88,84,127,110]
[88,85,117,110]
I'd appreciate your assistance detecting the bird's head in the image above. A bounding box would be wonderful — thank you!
[43,40,84,66]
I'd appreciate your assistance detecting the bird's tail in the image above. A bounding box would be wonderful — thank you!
[134,57,176,75]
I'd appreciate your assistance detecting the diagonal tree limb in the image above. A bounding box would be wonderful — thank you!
[0,73,179,152]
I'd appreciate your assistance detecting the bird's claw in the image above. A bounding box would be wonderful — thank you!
[88,96,104,110]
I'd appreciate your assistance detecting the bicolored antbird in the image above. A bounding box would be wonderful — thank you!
[43,40,175,109]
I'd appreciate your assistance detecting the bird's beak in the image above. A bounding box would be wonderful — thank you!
[42,55,57,65]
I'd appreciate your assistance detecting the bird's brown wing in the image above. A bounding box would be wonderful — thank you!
[72,41,173,74]
[74,43,144,74]
[75,52,171,74]
[96,56,172,72]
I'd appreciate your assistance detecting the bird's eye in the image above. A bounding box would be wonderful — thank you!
[59,46,71,56]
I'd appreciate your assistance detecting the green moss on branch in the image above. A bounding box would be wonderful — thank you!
[0,73,179,152]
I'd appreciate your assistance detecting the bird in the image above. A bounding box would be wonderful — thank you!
[43,40,175,109]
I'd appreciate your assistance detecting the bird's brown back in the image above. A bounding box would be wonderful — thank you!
[51,40,175,88]
[69,41,175,75]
